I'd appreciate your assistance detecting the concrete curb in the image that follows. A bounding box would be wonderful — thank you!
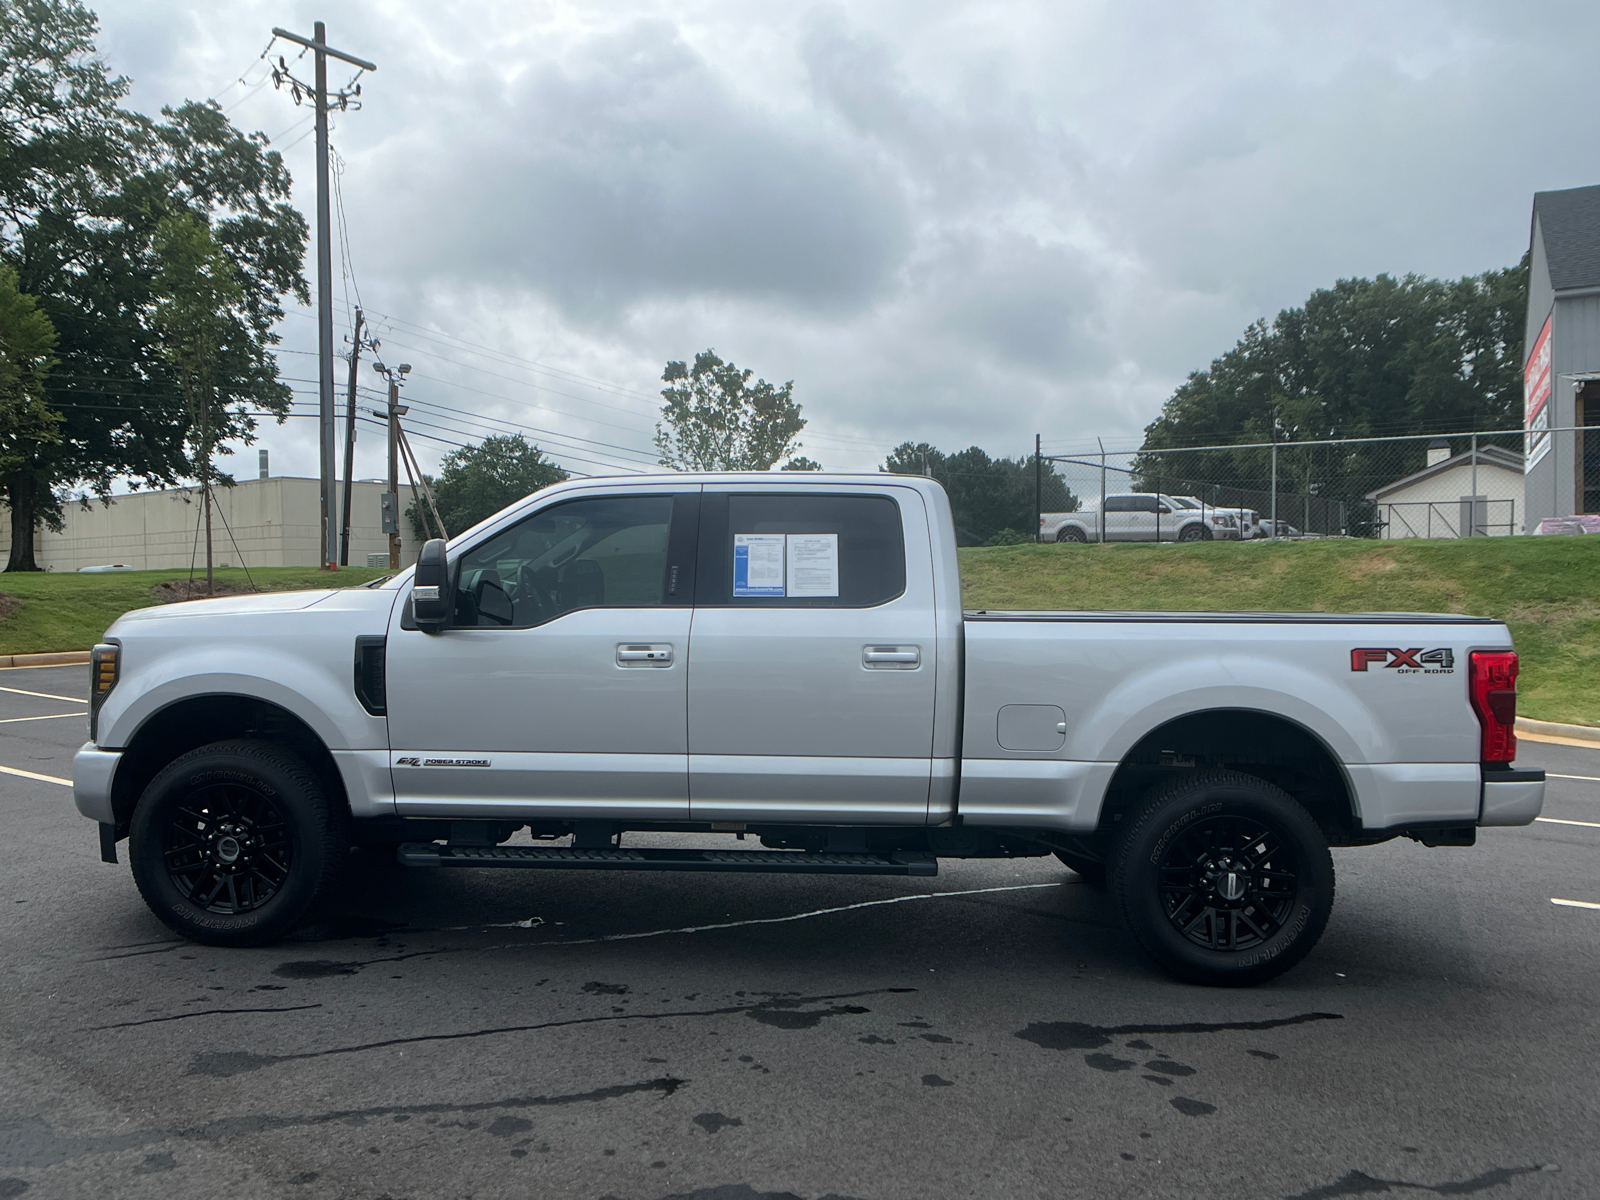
[1516,716,1600,745]
[0,650,91,669]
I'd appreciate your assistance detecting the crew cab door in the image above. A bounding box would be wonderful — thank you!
[384,488,700,820]
[686,486,939,825]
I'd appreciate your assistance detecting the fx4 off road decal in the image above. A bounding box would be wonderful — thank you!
[1350,647,1455,674]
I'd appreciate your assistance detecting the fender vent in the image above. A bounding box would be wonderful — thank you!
[354,635,387,716]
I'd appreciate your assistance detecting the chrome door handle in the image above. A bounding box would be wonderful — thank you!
[863,645,920,669]
[617,643,673,667]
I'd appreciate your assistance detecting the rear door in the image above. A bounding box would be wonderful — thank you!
[1101,495,1133,541]
[686,486,938,825]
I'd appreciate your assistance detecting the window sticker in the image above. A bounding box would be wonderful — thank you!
[786,533,839,597]
[733,533,786,596]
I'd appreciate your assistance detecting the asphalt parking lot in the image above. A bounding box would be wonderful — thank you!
[0,662,1594,1200]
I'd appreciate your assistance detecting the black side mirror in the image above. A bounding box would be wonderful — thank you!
[413,538,449,632]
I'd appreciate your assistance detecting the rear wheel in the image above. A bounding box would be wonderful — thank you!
[1056,526,1088,543]
[129,740,347,947]
[1108,770,1333,986]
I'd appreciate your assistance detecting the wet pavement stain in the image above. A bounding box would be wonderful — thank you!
[921,1074,954,1087]
[0,1115,163,1169]
[485,1117,533,1137]
[1281,1164,1555,1199]
[599,1186,871,1200]
[185,987,909,1077]
[131,1151,176,1174]
[1084,1053,1136,1073]
[1144,1059,1196,1077]
[0,1180,27,1198]
[692,1113,743,1134]
[1169,1097,1217,1117]
[1015,1012,1343,1051]
[583,982,630,996]
[272,960,362,980]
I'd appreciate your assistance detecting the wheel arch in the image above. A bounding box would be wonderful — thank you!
[1097,707,1362,844]
[110,694,348,831]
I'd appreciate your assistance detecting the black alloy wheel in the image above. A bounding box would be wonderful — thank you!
[1109,770,1333,986]
[1057,526,1087,543]
[129,740,347,946]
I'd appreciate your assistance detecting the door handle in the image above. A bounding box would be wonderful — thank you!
[863,645,920,669]
[617,643,673,667]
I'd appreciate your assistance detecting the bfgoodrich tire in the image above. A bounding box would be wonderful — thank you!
[128,739,347,947]
[1108,770,1333,986]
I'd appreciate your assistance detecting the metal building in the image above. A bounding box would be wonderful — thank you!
[1524,183,1600,528]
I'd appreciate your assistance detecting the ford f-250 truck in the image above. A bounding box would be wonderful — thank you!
[73,474,1544,985]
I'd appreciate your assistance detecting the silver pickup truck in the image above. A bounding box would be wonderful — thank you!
[73,474,1543,985]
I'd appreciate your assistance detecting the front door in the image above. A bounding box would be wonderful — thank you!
[385,489,699,821]
[686,487,939,825]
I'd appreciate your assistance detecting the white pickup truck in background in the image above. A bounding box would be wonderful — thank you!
[74,474,1543,985]
[1042,493,1244,542]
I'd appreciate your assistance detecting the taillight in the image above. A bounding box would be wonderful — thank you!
[1469,650,1518,762]
[89,642,119,743]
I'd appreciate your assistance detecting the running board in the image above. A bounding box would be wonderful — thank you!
[397,843,938,876]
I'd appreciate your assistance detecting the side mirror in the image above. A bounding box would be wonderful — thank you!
[1157,504,1171,514]
[412,538,449,632]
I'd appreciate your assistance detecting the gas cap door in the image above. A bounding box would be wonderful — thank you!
[997,704,1067,751]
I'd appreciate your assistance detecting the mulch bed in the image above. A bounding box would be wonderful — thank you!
[151,580,261,603]
[0,592,18,621]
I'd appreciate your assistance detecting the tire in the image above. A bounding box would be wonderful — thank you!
[1056,526,1088,543]
[1177,523,1211,542]
[1108,770,1333,987]
[128,739,348,947]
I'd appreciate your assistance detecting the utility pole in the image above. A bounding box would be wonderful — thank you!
[339,308,375,565]
[270,22,375,571]
[374,360,410,570]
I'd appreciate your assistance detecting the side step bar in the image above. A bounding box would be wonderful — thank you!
[397,843,938,877]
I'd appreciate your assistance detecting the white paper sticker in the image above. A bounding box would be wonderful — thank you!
[786,533,839,597]
[733,534,786,596]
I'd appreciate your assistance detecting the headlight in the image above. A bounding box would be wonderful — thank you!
[89,642,119,743]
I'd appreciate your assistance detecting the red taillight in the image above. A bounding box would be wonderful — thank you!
[1469,651,1518,762]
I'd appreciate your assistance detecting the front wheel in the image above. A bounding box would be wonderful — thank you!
[128,740,347,947]
[1108,770,1333,986]
[1177,523,1211,542]
[1056,526,1088,543]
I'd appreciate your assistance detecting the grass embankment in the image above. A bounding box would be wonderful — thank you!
[959,537,1600,727]
[0,566,388,657]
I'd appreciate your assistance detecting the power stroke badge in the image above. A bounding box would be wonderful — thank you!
[1350,648,1455,674]
[395,757,492,767]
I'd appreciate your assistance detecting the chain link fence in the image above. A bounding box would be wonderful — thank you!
[1038,429,1529,540]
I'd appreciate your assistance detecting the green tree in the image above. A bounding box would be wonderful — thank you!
[407,434,569,540]
[654,349,808,470]
[151,211,250,591]
[1133,260,1530,516]
[0,266,63,531]
[883,442,1076,546]
[780,456,823,471]
[0,0,306,570]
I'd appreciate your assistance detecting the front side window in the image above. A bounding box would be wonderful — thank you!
[452,495,673,628]
[698,493,905,608]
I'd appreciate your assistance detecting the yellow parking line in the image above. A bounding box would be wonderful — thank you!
[0,763,71,787]
[1552,898,1600,910]
[1548,773,1600,783]
[1518,730,1600,748]
[0,684,82,703]
[1535,816,1600,829]
[0,712,85,725]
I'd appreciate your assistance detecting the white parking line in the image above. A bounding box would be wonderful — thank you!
[1548,773,1600,783]
[1535,817,1600,829]
[0,712,86,725]
[0,684,83,703]
[0,763,71,787]
[1551,898,1600,910]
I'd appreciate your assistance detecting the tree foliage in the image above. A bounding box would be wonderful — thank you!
[0,265,61,486]
[883,442,1077,546]
[407,434,569,541]
[655,349,811,470]
[1133,261,1529,511]
[0,0,306,569]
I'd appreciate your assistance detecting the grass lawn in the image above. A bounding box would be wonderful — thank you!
[0,566,389,658]
[3,537,1595,725]
[959,536,1600,727]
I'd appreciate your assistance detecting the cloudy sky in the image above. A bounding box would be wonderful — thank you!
[92,0,1600,481]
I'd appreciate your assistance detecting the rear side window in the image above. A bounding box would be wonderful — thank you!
[1104,495,1132,512]
[697,493,905,607]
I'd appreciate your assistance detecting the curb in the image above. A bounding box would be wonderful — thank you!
[0,650,91,669]
[1516,716,1600,745]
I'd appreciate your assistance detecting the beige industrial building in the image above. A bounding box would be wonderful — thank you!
[0,476,428,572]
